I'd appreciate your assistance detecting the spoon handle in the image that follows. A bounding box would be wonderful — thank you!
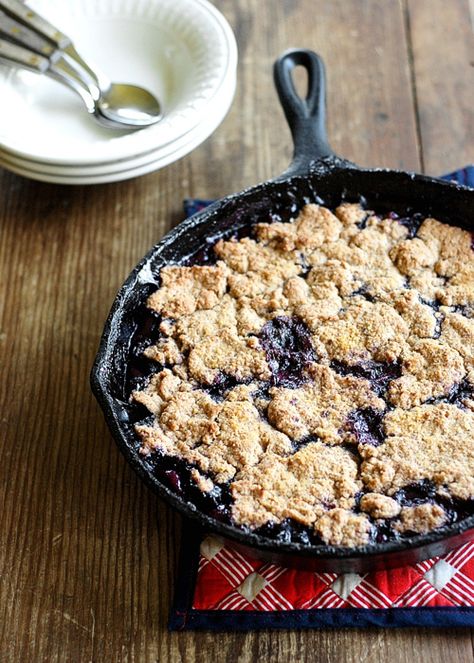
[0,1,105,90]
[0,8,55,56]
[0,0,70,49]
[0,36,49,71]
[0,36,98,114]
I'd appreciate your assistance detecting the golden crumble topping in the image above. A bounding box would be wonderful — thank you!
[133,202,474,547]
[231,442,361,529]
[267,364,384,442]
[360,403,474,500]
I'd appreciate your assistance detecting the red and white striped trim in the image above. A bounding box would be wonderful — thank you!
[211,546,255,586]
[444,543,474,570]
[348,581,392,609]
[395,579,438,607]
[252,583,294,611]
[301,586,346,610]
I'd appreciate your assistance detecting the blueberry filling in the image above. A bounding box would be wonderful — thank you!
[254,519,323,546]
[251,382,272,402]
[347,408,386,446]
[291,434,320,453]
[260,316,316,388]
[390,211,425,238]
[145,450,474,547]
[356,212,372,230]
[392,479,474,530]
[393,479,437,506]
[143,452,233,522]
[372,520,395,544]
[432,380,474,408]
[419,295,443,312]
[163,469,182,493]
[202,373,252,401]
[353,285,377,302]
[299,253,312,277]
[433,313,444,339]
[330,359,402,396]
[451,304,474,318]
[369,481,474,542]
[125,308,164,390]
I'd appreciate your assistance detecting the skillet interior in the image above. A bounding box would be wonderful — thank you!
[91,50,474,572]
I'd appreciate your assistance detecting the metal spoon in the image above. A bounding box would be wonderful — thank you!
[0,0,162,128]
[52,41,162,128]
[65,46,163,127]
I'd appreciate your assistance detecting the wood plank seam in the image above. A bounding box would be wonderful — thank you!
[402,0,426,173]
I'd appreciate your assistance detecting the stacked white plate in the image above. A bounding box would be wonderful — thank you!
[0,0,237,184]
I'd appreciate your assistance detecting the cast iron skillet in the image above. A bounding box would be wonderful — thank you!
[91,49,474,572]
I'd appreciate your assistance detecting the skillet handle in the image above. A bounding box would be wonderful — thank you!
[274,49,336,176]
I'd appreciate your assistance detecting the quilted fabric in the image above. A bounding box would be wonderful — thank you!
[193,536,474,611]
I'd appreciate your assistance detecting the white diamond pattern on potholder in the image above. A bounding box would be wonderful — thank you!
[330,573,364,600]
[200,535,225,561]
[249,563,293,610]
[424,560,458,591]
[237,572,267,602]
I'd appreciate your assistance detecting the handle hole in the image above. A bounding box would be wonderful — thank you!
[292,64,309,101]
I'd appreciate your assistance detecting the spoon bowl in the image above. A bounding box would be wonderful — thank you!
[96,83,162,127]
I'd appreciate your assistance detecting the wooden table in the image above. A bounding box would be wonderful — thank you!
[1,1,473,660]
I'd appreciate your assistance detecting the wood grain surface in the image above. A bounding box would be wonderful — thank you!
[0,0,473,661]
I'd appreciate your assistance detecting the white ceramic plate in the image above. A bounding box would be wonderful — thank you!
[0,74,235,183]
[0,72,235,178]
[0,0,237,166]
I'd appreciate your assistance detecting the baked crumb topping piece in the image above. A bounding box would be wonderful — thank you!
[360,403,474,500]
[231,441,362,529]
[267,364,384,442]
[394,504,447,535]
[132,202,474,547]
[147,262,228,317]
[314,509,372,547]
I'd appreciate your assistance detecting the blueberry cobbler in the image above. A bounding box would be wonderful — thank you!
[131,202,474,548]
